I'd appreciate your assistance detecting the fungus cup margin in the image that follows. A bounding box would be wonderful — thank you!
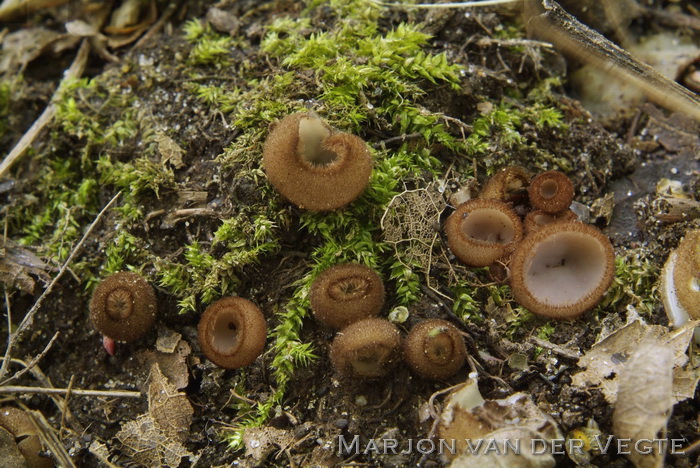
[510,221,615,319]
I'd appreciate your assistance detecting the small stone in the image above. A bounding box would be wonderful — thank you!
[334,418,349,429]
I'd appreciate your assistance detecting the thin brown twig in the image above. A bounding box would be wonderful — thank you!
[0,192,121,383]
[60,375,76,433]
[0,331,60,386]
[134,1,179,48]
[0,386,142,398]
[0,40,91,178]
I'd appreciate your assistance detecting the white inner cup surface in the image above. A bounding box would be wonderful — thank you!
[461,209,515,244]
[524,231,606,306]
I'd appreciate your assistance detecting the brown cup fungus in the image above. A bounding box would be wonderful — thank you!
[523,209,578,234]
[198,297,267,369]
[510,221,615,319]
[445,199,524,267]
[528,170,575,214]
[330,318,401,379]
[404,319,466,380]
[0,407,53,468]
[263,112,372,211]
[309,263,385,329]
[480,166,531,202]
[660,230,700,343]
[90,271,157,342]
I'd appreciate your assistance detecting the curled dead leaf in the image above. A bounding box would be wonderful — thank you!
[116,363,196,467]
[572,316,699,403]
[612,339,674,468]
[438,376,562,460]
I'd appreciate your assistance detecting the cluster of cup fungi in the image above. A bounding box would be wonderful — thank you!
[447,166,616,320]
[87,112,622,378]
[86,111,699,400]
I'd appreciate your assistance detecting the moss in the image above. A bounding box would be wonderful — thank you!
[2,0,649,459]
[598,248,659,316]
[155,214,282,315]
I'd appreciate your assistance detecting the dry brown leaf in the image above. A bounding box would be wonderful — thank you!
[156,329,183,353]
[571,317,698,403]
[0,0,69,22]
[0,240,50,293]
[156,133,185,169]
[206,7,241,35]
[147,364,193,442]
[612,339,674,468]
[381,182,447,274]
[138,339,190,390]
[450,427,556,468]
[104,0,155,35]
[439,377,562,459]
[116,364,195,467]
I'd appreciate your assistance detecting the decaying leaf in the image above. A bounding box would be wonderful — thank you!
[450,427,555,468]
[116,364,196,467]
[613,339,674,468]
[139,331,191,390]
[156,133,186,169]
[381,182,447,273]
[243,426,295,462]
[571,316,699,403]
[439,376,562,460]
[0,0,69,22]
[0,239,50,293]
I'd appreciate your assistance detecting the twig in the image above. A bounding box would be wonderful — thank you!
[60,375,76,433]
[0,192,120,383]
[0,331,60,386]
[0,386,142,398]
[372,132,422,149]
[26,408,77,468]
[134,1,179,49]
[372,0,520,8]
[530,336,581,359]
[0,40,91,179]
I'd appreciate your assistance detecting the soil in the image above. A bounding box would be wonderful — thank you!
[0,1,699,467]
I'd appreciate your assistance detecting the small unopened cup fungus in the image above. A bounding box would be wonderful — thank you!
[404,319,466,380]
[480,166,531,202]
[90,271,157,342]
[309,263,385,329]
[510,221,615,319]
[660,230,700,341]
[445,199,524,267]
[262,112,373,211]
[523,209,578,234]
[0,407,53,468]
[330,318,402,379]
[197,297,267,369]
[528,170,575,214]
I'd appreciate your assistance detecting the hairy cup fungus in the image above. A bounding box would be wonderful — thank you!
[445,199,524,267]
[404,319,467,380]
[0,407,53,468]
[309,263,385,329]
[510,221,615,319]
[480,166,531,202]
[660,230,700,342]
[197,297,267,369]
[90,271,157,342]
[528,170,575,214]
[330,318,401,379]
[523,209,578,234]
[262,112,373,211]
